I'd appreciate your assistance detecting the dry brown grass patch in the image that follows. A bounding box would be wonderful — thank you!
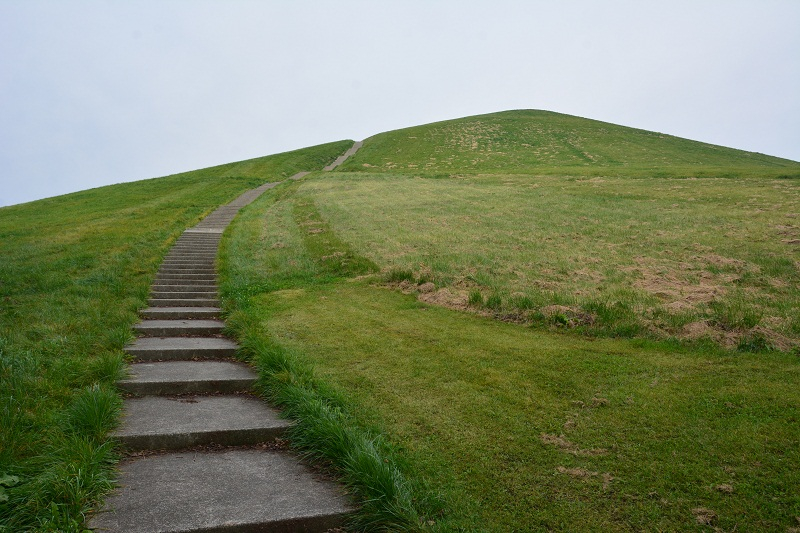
[540,433,608,456]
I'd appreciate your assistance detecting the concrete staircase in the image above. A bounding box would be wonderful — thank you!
[90,176,354,532]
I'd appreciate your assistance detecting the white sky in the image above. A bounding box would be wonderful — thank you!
[1,0,799,207]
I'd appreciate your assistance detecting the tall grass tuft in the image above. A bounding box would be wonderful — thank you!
[1,436,117,531]
[65,385,121,443]
[239,332,434,531]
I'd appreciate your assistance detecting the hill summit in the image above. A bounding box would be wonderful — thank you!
[339,110,799,176]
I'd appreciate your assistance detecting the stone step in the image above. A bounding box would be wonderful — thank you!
[183,228,224,234]
[114,395,290,451]
[158,267,216,274]
[140,307,221,319]
[89,450,351,533]
[154,273,217,281]
[150,283,218,291]
[125,336,236,360]
[161,255,217,260]
[134,319,225,336]
[156,265,215,272]
[164,248,218,253]
[165,256,216,259]
[148,297,220,307]
[150,290,218,299]
[118,361,256,395]
[166,248,218,253]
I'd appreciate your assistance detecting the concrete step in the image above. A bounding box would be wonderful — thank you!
[148,297,220,307]
[183,228,224,234]
[140,307,221,319]
[152,272,216,283]
[150,290,218,299]
[118,361,256,395]
[154,273,217,281]
[164,249,218,254]
[125,336,236,360]
[150,283,218,291]
[114,395,290,450]
[89,449,351,533]
[161,255,217,260]
[158,267,216,274]
[134,319,225,336]
[163,255,217,259]
[166,249,218,254]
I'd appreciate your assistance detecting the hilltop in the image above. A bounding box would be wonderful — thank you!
[340,109,799,176]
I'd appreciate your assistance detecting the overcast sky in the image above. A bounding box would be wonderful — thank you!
[1,1,798,207]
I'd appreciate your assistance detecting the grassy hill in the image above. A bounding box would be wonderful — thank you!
[0,140,352,530]
[339,110,800,177]
[2,109,799,531]
[220,112,800,531]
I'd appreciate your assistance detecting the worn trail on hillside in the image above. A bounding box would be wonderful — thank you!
[90,142,361,532]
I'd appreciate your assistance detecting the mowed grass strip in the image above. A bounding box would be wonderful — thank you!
[221,173,799,531]
[0,140,352,530]
[257,283,800,532]
[297,172,800,351]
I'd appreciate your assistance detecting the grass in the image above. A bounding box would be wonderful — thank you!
[0,140,352,530]
[5,108,800,530]
[217,111,800,530]
[220,181,800,530]
[296,172,800,351]
[253,282,800,531]
[339,109,800,177]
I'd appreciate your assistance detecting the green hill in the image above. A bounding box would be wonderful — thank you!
[340,109,800,176]
[2,110,799,532]
[0,140,352,530]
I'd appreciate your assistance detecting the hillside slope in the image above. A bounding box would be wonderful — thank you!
[0,140,352,530]
[339,109,800,176]
[220,112,799,531]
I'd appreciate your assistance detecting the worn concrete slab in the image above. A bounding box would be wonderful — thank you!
[114,395,287,450]
[157,267,216,274]
[89,450,350,532]
[150,290,218,299]
[140,307,221,319]
[125,336,236,360]
[148,297,220,307]
[183,227,225,233]
[134,319,225,336]
[161,257,216,263]
[323,140,363,171]
[154,273,217,281]
[150,283,218,291]
[118,361,256,395]
[161,260,215,264]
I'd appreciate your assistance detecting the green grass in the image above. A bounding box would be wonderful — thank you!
[340,110,800,177]
[284,172,800,351]
[257,283,800,531]
[221,181,800,530]
[218,111,800,530]
[5,108,800,531]
[0,140,352,530]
